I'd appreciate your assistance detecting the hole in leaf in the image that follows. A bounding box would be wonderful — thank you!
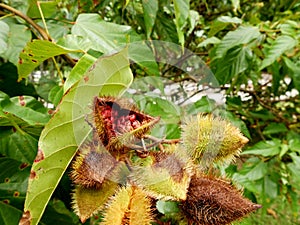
[19,163,29,170]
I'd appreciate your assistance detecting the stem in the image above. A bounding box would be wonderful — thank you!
[10,119,26,135]
[0,3,76,67]
[37,1,50,37]
[52,57,64,84]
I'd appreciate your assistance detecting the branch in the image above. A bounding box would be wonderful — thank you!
[0,3,76,67]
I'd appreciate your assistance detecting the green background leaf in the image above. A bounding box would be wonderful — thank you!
[17,40,79,81]
[260,35,298,70]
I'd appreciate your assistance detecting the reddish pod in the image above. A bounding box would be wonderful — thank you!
[91,96,160,153]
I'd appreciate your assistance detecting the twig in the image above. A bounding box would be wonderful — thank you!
[0,3,76,67]
[144,135,181,145]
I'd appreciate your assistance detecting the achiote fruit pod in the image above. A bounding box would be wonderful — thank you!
[91,96,160,154]
[130,145,193,201]
[101,186,153,225]
[181,114,249,167]
[181,174,261,225]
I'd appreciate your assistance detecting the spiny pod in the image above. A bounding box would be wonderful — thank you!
[181,113,249,167]
[130,144,193,201]
[70,141,127,189]
[180,174,261,225]
[101,186,153,225]
[91,96,160,153]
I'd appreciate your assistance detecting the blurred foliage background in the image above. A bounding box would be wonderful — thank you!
[0,0,299,224]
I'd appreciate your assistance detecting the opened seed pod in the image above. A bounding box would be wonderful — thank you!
[91,96,159,153]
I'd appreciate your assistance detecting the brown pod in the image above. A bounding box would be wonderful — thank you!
[92,96,159,152]
[70,141,122,189]
[181,174,261,225]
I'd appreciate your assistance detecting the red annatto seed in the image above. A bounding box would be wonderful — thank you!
[129,114,136,122]
[132,120,141,129]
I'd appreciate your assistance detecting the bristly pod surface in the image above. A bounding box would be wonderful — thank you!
[70,141,127,189]
[70,141,130,223]
[91,96,160,154]
[181,113,249,167]
[72,182,119,223]
[180,174,261,225]
[130,144,193,201]
[101,186,153,225]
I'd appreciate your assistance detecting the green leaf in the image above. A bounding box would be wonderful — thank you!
[287,153,300,189]
[262,122,288,135]
[57,34,92,54]
[71,14,159,76]
[241,139,281,157]
[155,11,178,43]
[186,96,216,114]
[17,40,80,81]
[1,23,32,65]
[288,139,300,154]
[156,200,179,215]
[173,0,190,47]
[36,75,58,102]
[48,85,63,107]
[259,35,298,70]
[2,97,50,126]
[27,0,57,18]
[0,63,37,97]
[0,201,22,225]
[0,158,31,225]
[197,37,220,48]
[0,21,9,54]
[0,131,38,163]
[23,48,133,225]
[0,157,31,201]
[212,46,252,84]
[248,109,275,120]
[242,161,268,181]
[283,56,300,91]
[215,26,260,58]
[263,175,278,199]
[230,0,240,12]
[64,53,97,93]
[71,14,133,54]
[142,0,158,39]
[40,199,79,225]
[208,16,242,37]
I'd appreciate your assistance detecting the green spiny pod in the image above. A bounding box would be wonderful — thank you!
[72,181,118,223]
[181,114,249,166]
[130,144,193,201]
[101,186,153,225]
[180,174,261,225]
